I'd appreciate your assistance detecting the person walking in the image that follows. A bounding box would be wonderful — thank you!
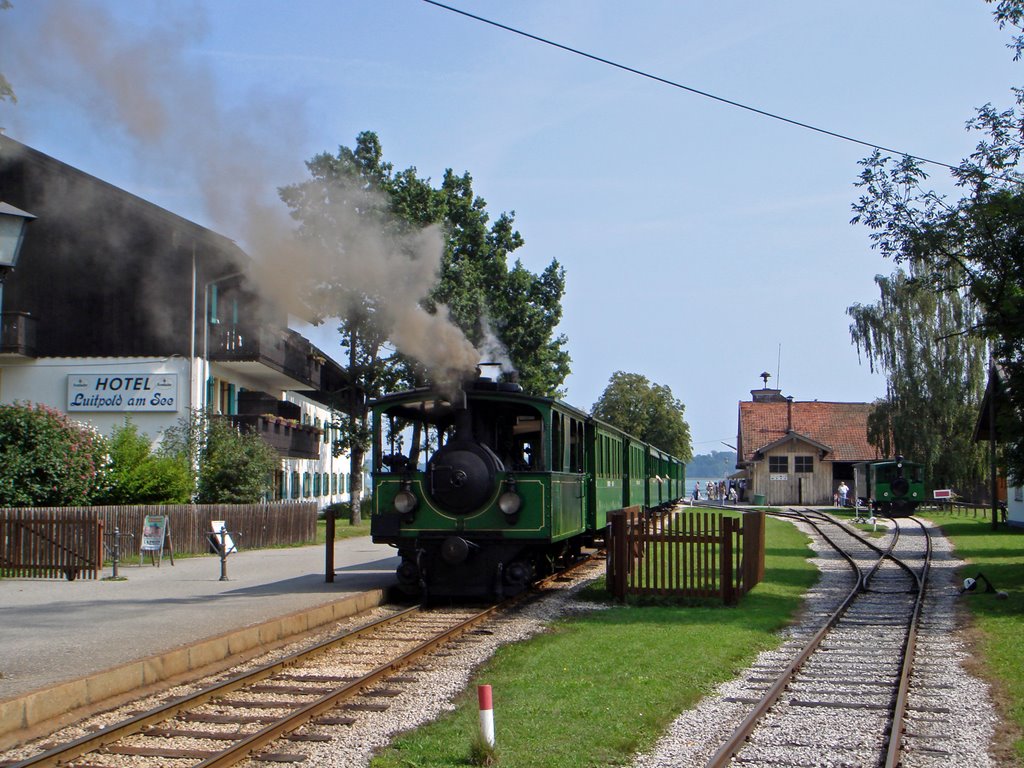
[837,481,849,508]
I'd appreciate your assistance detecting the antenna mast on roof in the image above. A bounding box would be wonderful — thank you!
[777,343,782,391]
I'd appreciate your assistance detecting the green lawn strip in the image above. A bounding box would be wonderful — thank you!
[918,510,1024,764]
[370,515,817,768]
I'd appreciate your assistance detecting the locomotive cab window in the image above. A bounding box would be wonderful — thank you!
[375,396,546,473]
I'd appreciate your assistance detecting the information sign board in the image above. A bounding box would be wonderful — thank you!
[140,514,174,566]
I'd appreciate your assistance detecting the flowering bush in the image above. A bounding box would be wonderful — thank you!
[0,402,108,506]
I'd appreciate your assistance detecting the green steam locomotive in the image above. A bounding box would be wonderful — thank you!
[853,456,925,516]
[369,375,685,598]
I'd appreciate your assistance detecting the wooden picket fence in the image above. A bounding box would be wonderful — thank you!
[0,502,318,579]
[88,502,319,553]
[607,507,765,604]
[0,508,103,580]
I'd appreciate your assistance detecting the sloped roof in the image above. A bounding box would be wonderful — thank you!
[738,400,879,464]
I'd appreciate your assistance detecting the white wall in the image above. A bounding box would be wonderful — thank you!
[1008,483,1024,527]
[0,355,194,440]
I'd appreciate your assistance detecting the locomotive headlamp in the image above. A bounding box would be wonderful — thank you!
[393,481,418,516]
[498,475,522,519]
[498,490,522,516]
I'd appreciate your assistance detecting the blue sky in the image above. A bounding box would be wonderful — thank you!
[1,1,1018,454]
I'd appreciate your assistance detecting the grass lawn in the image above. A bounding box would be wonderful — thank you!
[916,508,1024,766]
[370,513,817,768]
[317,517,371,544]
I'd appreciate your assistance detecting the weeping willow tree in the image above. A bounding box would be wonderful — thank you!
[848,264,989,494]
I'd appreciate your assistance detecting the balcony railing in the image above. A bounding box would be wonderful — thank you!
[0,312,37,357]
[208,324,320,388]
[228,413,322,460]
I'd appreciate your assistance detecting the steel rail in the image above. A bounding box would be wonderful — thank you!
[705,509,930,768]
[194,601,510,768]
[10,554,602,768]
[704,509,877,768]
[883,516,933,768]
[6,605,423,768]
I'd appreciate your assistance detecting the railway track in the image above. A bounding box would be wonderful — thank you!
[2,555,600,768]
[707,510,932,768]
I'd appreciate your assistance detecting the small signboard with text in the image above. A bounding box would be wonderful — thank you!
[210,520,237,554]
[140,514,173,565]
[933,489,953,499]
[67,373,178,412]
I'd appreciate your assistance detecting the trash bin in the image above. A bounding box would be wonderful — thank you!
[752,494,766,506]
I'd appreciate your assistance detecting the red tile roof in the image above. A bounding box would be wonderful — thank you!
[737,401,881,463]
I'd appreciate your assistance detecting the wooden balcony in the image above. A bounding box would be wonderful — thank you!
[228,413,322,460]
[0,312,37,357]
[208,324,319,389]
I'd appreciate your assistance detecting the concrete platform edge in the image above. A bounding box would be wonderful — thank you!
[0,587,389,750]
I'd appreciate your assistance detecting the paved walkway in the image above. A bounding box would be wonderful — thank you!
[0,537,400,702]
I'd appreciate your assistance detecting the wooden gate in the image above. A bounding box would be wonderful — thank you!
[0,509,103,580]
[607,508,765,604]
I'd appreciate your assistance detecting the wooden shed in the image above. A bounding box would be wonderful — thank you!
[736,386,881,506]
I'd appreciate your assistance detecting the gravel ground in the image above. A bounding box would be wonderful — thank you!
[631,516,999,768]
[252,560,611,767]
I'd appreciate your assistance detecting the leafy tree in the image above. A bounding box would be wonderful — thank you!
[92,420,191,505]
[279,131,571,522]
[162,411,277,504]
[687,450,737,478]
[279,132,413,524]
[847,265,989,492]
[850,2,1024,482]
[0,402,107,506]
[591,371,692,461]
[430,169,570,396]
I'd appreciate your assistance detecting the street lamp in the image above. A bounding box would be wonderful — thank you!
[0,202,35,314]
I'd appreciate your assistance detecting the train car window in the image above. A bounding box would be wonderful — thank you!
[568,418,583,472]
[552,414,564,472]
[769,455,788,473]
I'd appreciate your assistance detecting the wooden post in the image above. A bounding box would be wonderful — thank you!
[325,504,336,583]
[721,516,735,605]
[609,510,628,601]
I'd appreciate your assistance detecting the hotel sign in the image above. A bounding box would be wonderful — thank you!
[67,373,179,412]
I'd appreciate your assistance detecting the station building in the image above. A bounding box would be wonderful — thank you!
[735,381,880,506]
[0,135,361,505]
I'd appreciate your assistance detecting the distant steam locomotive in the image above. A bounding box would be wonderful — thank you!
[853,456,925,516]
[369,375,685,598]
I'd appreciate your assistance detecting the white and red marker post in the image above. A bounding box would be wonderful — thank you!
[478,684,495,748]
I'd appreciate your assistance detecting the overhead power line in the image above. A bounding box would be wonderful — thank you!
[422,0,962,174]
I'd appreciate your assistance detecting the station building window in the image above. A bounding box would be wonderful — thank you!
[769,455,788,473]
[795,456,814,473]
